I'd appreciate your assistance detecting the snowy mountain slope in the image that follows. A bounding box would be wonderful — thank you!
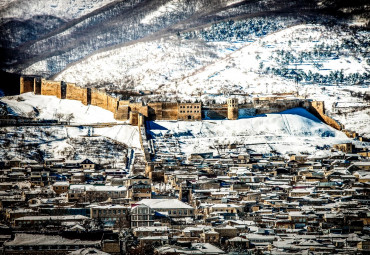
[0,0,118,21]
[51,21,369,136]
[175,24,369,94]
[52,22,369,95]
[148,108,358,156]
[50,15,296,88]
[3,0,251,74]
[4,0,364,76]
[0,0,119,50]
[50,37,248,91]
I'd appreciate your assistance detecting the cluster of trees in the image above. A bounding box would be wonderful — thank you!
[53,112,75,124]
[181,18,286,42]
[260,33,370,86]
[263,66,369,85]
[68,136,127,164]
[273,37,369,67]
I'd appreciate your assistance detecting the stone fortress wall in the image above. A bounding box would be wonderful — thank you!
[66,83,89,105]
[309,101,343,130]
[20,76,359,139]
[40,79,63,98]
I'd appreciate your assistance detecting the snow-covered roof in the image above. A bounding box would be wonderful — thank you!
[137,199,194,209]
[69,185,126,192]
[4,233,98,246]
[52,181,69,186]
[69,248,110,255]
[89,204,128,209]
[15,215,88,221]
[134,226,168,232]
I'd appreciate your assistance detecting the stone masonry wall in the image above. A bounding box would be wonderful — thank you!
[162,102,178,120]
[115,106,129,120]
[129,103,149,117]
[309,101,343,130]
[66,83,88,105]
[204,105,228,119]
[107,95,118,113]
[90,88,108,110]
[41,79,62,98]
[148,103,163,120]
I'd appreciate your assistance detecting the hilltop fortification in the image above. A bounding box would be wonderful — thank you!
[20,76,349,137]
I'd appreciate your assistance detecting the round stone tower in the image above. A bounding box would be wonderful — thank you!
[227,98,238,120]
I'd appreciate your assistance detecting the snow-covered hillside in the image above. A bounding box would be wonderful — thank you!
[176,24,369,94]
[148,108,359,156]
[4,0,255,75]
[0,0,117,21]
[52,22,369,136]
[52,23,369,98]
[0,125,140,163]
[50,16,293,88]
[0,93,141,162]
[1,92,121,124]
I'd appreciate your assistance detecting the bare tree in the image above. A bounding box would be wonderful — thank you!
[65,113,75,125]
[54,113,64,122]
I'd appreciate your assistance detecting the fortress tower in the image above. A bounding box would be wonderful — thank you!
[227,98,238,120]
[20,77,34,94]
